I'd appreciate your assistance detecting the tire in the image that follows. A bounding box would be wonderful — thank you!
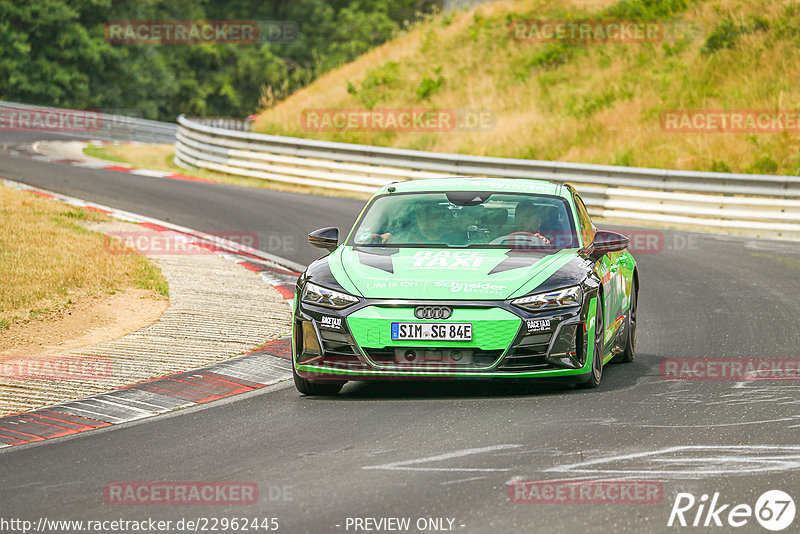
[579,297,604,389]
[618,282,637,363]
[292,363,345,395]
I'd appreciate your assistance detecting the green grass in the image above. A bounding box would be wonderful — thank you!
[132,255,170,297]
[83,144,129,164]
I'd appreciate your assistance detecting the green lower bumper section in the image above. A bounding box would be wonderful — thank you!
[296,362,590,378]
[346,306,521,350]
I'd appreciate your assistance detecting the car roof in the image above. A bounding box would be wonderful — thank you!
[375,177,567,197]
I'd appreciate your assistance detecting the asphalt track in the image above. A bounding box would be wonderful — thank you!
[2,131,800,534]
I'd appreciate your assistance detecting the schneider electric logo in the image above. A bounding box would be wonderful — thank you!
[668,490,796,531]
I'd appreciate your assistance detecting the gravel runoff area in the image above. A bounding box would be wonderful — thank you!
[0,219,293,415]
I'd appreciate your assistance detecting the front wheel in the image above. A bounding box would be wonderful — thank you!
[579,297,604,389]
[292,363,345,395]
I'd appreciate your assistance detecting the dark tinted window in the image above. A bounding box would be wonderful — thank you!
[573,194,595,247]
[349,192,579,249]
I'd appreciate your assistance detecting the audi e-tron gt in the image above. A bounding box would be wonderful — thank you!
[292,177,638,394]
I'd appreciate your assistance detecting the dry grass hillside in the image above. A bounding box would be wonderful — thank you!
[253,0,800,176]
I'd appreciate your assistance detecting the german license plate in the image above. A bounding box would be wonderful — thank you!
[391,323,472,341]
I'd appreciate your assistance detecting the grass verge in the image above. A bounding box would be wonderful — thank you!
[0,183,168,329]
[82,143,130,164]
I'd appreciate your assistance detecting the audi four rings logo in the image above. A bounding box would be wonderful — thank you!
[414,306,452,319]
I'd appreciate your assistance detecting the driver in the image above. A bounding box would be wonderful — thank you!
[509,201,552,246]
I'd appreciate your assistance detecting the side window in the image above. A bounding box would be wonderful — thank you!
[574,194,595,247]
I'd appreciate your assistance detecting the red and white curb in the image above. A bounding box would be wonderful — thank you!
[26,140,215,183]
[7,139,306,283]
[0,179,302,449]
[0,338,292,449]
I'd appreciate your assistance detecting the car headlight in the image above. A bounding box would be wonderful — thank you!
[301,282,359,310]
[512,286,583,312]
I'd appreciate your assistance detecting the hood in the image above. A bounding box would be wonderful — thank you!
[333,246,577,300]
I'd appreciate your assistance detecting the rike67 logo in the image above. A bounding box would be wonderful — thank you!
[668,490,796,531]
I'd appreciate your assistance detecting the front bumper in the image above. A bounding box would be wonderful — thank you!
[293,296,595,381]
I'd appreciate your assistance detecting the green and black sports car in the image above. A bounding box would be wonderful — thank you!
[292,177,638,394]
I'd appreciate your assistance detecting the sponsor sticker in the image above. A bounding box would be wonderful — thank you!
[526,319,552,333]
[364,281,422,294]
[433,281,507,296]
[320,316,342,330]
[410,250,487,270]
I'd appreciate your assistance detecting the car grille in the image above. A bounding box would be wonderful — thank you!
[498,333,557,371]
[363,348,504,369]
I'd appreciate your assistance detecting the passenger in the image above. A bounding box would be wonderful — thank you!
[372,202,463,245]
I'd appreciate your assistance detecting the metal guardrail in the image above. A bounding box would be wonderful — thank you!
[4,100,795,235]
[175,115,800,235]
[0,101,176,144]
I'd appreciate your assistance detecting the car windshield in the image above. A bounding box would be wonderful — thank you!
[349,191,578,249]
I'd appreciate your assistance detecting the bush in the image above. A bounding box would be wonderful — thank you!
[710,160,732,173]
[509,43,577,81]
[702,19,742,54]
[416,67,444,100]
[603,0,689,19]
[347,62,401,109]
[613,150,635,167]
[745,156,779,175]
[702,16,770,55]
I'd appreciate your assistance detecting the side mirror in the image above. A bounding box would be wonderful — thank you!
[308,227,339,252]
[588,230,629,259]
